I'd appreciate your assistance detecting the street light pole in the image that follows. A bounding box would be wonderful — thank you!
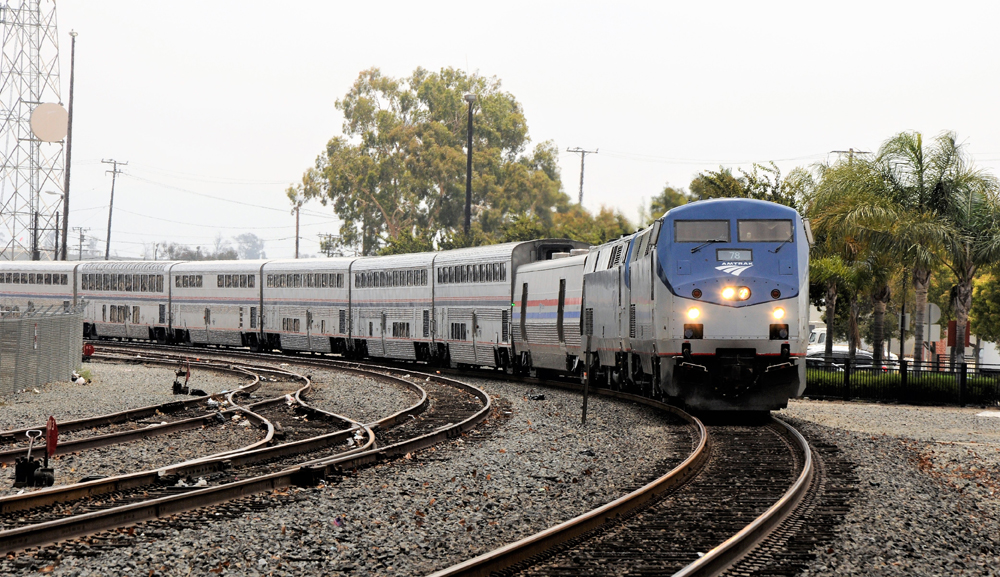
[62,30,78,261]
[463,93,476,238]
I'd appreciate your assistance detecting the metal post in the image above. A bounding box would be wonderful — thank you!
[843,359,851,401]
[54,212,59,258]
[31,208,39,260]
[463,93,476,238]
[959,362,968,405]
[581,336,591,425]
[62,31,78,261]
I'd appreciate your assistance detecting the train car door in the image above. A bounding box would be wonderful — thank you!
[380,311,387,353]
[306,310,313,350]
[471,311,478,363]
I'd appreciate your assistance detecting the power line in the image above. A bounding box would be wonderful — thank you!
[566,147,598,204]
[125,174,330,218]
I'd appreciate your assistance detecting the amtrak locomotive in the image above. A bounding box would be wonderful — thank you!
[0,199,810,412]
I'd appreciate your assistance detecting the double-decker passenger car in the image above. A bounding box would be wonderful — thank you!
[350,252,435,361]
[170,261,265,347]
[261,258,354,354]
[0,262,76,315]
[79,261,173,341]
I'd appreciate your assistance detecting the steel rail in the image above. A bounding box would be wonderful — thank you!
[427,397,705,577]
[0,360,261,442]
[0,375,487,556]
[0,355,476,555]
[671,416,813,577]
[0,407,259,464]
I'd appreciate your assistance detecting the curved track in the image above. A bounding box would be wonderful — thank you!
[431,413,813,577]
[0,347,492,556]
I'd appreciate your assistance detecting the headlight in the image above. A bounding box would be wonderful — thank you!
[687,308,700,320]
[722,287,736,300]
[773,308,785,319]
[737,287,751,300]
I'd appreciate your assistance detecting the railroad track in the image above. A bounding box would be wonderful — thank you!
[14,341,847,575]
[427,414,816,577]
[1,348,492,556]
[0,358,263,463]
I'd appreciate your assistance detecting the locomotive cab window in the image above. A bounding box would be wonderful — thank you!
[674,220,730,242]
[738,219,793,242]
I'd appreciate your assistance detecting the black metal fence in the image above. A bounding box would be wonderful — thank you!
[804,360,1000,406]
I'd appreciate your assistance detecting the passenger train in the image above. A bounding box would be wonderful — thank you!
[0,198,810,411]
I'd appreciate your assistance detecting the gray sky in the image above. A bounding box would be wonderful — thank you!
[55,0,1000,259]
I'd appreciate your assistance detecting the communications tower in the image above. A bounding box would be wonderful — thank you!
[0,0,64,260]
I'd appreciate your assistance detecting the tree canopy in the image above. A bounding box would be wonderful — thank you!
[295,67,576,255]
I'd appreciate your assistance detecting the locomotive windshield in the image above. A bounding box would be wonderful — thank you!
[737,219,793,242]
[674,220,730,242]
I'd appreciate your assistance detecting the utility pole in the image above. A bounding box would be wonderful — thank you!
[102,159,126,260]
[62,31,78,261]
[463,93,477,238]
[567,147,598,204]
[831,148,870,165]
[72,227,88,261]
[291,201,302,258]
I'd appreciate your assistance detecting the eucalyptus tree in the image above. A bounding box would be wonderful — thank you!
[295,67,570,255]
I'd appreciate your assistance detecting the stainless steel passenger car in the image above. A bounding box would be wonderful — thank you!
[169,261,266,347]
[350,252,435,361]
[0,262,77,314]
[261,258,355,354]
[511,251,587,373]
[78,261,173,341]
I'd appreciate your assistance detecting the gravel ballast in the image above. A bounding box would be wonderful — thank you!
[299,367,419,424]
[1,377,691,576]
[0,362,252,431]
[782,399,1000,576]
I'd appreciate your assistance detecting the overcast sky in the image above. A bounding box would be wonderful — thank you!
[48,0,1000,260]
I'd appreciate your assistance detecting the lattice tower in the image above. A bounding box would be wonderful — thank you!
[0,0,62,260]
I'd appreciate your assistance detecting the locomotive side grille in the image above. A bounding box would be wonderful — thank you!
[422,309,430,338]
[501,309,509,342]
[629,304,636,339]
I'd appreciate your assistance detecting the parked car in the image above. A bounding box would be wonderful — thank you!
[806,347,897,372]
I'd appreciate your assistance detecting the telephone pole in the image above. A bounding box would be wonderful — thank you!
[831,148,870,164]
[62,30,78,261]
[291,200,302,258]
[102,159,126,260]
[567,147,597,204]
[72,226,88,260]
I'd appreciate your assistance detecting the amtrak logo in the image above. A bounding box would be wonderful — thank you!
[715,262,753,276]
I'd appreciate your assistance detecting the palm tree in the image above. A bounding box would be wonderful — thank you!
[809,132,993,366]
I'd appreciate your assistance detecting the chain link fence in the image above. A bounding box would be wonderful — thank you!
[0,302,85,396]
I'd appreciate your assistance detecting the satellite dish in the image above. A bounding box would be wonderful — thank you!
[30,103,68,142]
